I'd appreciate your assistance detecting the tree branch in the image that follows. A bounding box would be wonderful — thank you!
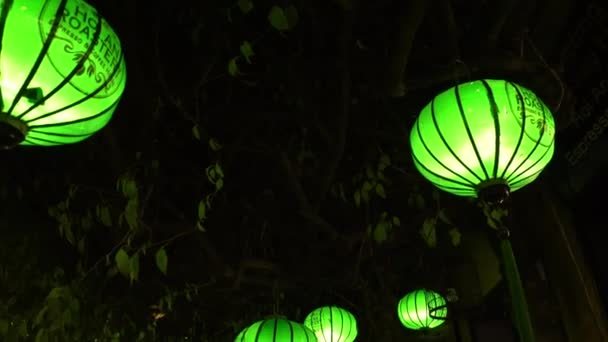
[313,7,353,213]
[384,0,429,97]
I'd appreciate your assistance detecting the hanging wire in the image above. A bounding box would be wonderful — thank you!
[523,30,565,114]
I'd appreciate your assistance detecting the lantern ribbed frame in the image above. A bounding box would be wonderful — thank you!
[303,306,358,342]
[0,0,126,148]
[397,289,448,330]
[235,318,318,342]
[409,79,555,197]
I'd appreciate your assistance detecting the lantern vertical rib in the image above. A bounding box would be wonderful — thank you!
[454,83,490,180]
[8,0,67,116]
[499,82,527,180]
[415,119,477,187]
[19,14,103,118]
[431,98,485,183]
[479,79,501,179]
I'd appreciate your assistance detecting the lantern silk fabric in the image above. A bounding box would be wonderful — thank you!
[0,0,126,146]
[304,306,358,342]
[397,289,448,330]
[410,79,555,197]
[235,318,318,342]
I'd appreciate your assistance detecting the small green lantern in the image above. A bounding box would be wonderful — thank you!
[303,306,358,342]
[397,289,447,330]
[235,318,318,342]
[410,79,555,197]
[0,0,126,149]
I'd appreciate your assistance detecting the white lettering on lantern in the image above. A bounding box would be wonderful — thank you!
[38,0,124,98]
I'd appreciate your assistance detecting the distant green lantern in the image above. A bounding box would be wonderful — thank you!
[235,318,318,342]
[397,289,447,330]
[303,306,358,342]
[410,79,555,198]
[0,0,126,149]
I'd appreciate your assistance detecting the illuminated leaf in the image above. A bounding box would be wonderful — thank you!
[198,200,207,220]
[115,249,130,278]
[268,6,289,31]
[375,183,386,199]
[129,253,140,283]
[192,125,201,140]
[285,5,299,29]
[420,218,437,247]
[240,41,255,64]
[228,57,240,76]
[124,199,139,231]
[209,138,222,151]
[392,216,401,226]
[449,228,462,246]
[155,248,168,275]
[99,206,112,227]
[237,0,254,13]
[373,222,388,243]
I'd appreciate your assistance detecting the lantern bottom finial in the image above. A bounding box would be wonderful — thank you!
[0,114,27,150]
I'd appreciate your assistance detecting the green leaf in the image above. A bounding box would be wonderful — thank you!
[129,253,140,283]
[284,5,299,29]
[124,199,139,231]
[378,153,391,170]
[228,57,240,76]
[122,180,138,199]
[354,190,361,207]
[449,228,462,246]
[268,6,289,31]
[415,194,425,209]
[209,137,222,151]
[115,249,130,278]
[99,206,112,227]
[240,41,255,64]
[198,200,207,220]
[192,125,201,140]
[373,222,389,244]
[196,220,206,232]
[365,166,374,179]
[432,189,440,202]
[214,163,225,178]
[215,178,224,191]
[438,209,451,224]
[375,183,386,199]
[392,216,401,226]
[155,248,168,275]
[237,0,254,13]
[420,218,437,247]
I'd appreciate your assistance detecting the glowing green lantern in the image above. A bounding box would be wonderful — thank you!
[0,0,126,149]
[235,318,318,342]
[303,306,358,342]
[397,289,447,330]
[410,79,555,198]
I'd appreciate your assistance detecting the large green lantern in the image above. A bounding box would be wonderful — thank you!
[410,79,555,198]
[397,289,447,330]
[0,0,126,149]
[235,318,318,342]
[303,306,358,342]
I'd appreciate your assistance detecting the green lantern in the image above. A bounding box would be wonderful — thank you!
[303,306,358,342]
[397,289,447,330]
[0,0,126,149]
[235,318,318,342]
[410,79,555,197]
